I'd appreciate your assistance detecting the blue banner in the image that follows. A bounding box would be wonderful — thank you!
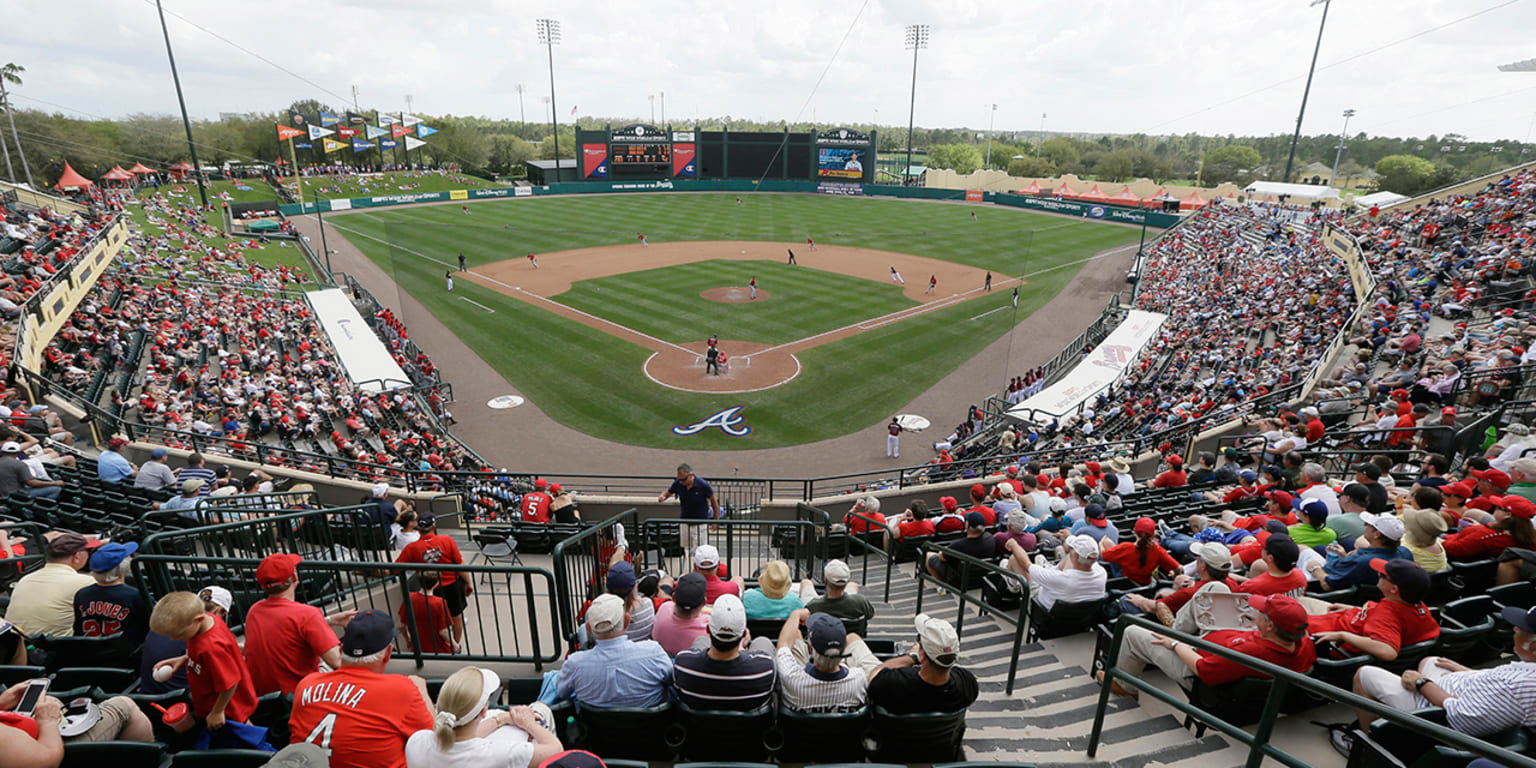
[416,125,438,138]
[379,139,398,149]
[351,139,375,152]
[295,142,313,149]
[319,111,341,126]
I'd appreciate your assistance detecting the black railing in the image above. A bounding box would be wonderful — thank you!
[912,539,1031,694]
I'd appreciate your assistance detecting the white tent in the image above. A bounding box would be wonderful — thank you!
[1351,190,1409,208]
[1242,181,1340,200]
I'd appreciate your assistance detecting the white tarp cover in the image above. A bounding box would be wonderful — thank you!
[305,288,410,394]
[1243,181,1341,200]
[1351,191,1409,208]
[1006,309,1168,424]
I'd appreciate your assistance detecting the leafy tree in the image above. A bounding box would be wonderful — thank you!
[487,134,536,175]
[1096,150,1136,182]
[926,143,983,174]
[1374,154,1436,194]
[1201,144,1261,185]
[1006,156,1056,178]
[1038,137,1079,169]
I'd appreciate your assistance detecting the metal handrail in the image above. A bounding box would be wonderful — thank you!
[1089,614,1536,768]
[912,539,1031,695]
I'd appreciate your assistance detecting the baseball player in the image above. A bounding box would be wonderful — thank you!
[445,270,453,292]
[638,233,648,247]
[527,252,539,269]
[890,267,904,285]
[706,345,721,375]
[887,416,904,458]
[708,333,718,349]
[462,205,470,215]
[786,248,797,265]
[985,271,993,291]
[457,253,466,271]
[735,196,743,206]
[749,276,758,300]
[970,210,977,222]
[807,236,816,250]
[926,275,937,295]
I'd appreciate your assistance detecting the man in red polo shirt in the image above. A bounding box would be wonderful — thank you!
[519,478,553,524]
[691,544,743,605]
[966,484,996,526]
[1102,594,1316,695]
[243,553,357,696]
[1307,559,1441,661]
[1152,455,1188,488]
[395,513,470,645]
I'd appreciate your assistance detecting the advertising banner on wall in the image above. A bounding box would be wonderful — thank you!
[672,143,696,177]
[1006,309,1168,423]
[582,143,610,179]
[306,288,410,394]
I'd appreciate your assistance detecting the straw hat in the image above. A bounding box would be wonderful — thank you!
[759,560,792,600]
[1401,507,1448,549]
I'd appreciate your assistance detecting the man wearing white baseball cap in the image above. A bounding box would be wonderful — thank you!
[672,594,776,711]
[1305,511,1413,593]
[1001,534,1107,611]
[868,613,979,713]
[0,440,64,499]
[692,544,743,605]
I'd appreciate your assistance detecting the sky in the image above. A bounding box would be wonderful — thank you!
[7,0,1536,142]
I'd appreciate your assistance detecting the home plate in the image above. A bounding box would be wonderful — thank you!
[487,395,525,409]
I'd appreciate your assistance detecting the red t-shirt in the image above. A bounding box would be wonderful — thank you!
[702,571,741,606]
[398,592,452,653]
[898,519,936,538]
[519,491,552,524]
[290,667,433,768]
[1236,569,1308,598]
[1442,525,1513,559]
[845,511,886,533]
[187,616,258,722]
[1305,418,1325,443]
[1152,469,1188,488]
[1222,485,1264,504]
[1306,600,1441,655]
[243,597,340,696]
[969,504,996,526]
[396,534,464,586]
[1099,541,1179,585]
[1194,630,1317,685]
[933,515,966,534]
[1160,577,1240,614]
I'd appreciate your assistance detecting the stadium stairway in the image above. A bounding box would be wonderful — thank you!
[856,565,1263,767]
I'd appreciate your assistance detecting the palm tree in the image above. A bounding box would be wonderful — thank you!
[0,63,33,187]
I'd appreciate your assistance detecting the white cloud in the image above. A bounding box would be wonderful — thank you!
[6,0,1536,142]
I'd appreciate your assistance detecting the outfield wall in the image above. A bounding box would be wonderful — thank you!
[278,181,1183,227]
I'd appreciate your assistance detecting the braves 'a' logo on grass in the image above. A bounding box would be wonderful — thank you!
[672,406,753,437]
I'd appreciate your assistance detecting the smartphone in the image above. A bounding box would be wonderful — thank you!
[14,679,49,717]
[0,618,15,636]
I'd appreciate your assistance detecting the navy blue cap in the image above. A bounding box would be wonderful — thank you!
[964,511,986,528]
[606,561,637,595]
[806,612,849,657]
[673,572,707,611]
[341,609,396,657]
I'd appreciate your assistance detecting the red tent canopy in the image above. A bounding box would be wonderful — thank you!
[1078,184,1112,203]
[170,161,195,171]
[1115,187,1142,204]
[1179,190,1209,210]
[1052,184,1076,198]
[101,166,134,181]
[129,162,156,174]
[1018,180,1042,195]
[53,163,95,191]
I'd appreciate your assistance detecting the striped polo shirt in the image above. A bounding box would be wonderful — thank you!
[672,647,776,711]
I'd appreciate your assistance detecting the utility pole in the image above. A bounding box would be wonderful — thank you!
[155,0,207,207]
[903,24,929,186]
[1328,108,1356,188]
[985,103,997,167]
[536,19,562,174]
[660,91,665,126]
[516,83,526,128]
[1283,0,1333,185]
[1037,113,1046,158]
[649,94,655,124]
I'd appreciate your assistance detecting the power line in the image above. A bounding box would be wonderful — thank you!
[1136,0,1521,135]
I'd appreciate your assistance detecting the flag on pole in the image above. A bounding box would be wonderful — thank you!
[322,138,348,153]
[319,111,341,126]
[351,139,375,152]
[378,114,396,127]
[364,124,388,140]
[276,124,304,142]
[1011,287,1019,309]
[288,110,308,127]
[379,139,398,149]
[346,111,366,126]
[401,113,421,127]
[295,142,313,149]
[403,136,426,151]
[337,126,357,138]
[308,125,334,140]
[391,124,407,139]
[416,125,438,138]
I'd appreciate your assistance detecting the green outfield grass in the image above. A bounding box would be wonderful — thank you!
[556,259,916,345]
[281,170,508,201]
[331,193,1139,449]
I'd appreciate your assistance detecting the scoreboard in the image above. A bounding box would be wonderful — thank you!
[611,143,671,165]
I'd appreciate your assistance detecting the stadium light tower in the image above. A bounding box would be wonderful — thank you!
[903,24,929,186]
[1036,113,1046,157]
[154,0,208,208]
[1328,108,1356,188]
[985,104,998,167]
[537,19,562,175]
[1282,0,1334,185]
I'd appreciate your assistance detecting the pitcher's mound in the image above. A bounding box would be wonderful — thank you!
[644,339,801,393]
[701,286,770,303]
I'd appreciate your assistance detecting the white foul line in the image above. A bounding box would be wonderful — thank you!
[458,296,496,313]
[969,306,1009,321]
[327,221,695,356]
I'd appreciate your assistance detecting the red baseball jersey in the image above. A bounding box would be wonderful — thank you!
[243,597,340,696]
[289,667,433,768]
[395,533,465,586]
[519,491,553,523]
[187,615,258,722]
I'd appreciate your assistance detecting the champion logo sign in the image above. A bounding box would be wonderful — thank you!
[671,406,753,437]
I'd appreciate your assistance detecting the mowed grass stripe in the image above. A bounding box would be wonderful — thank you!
[555,260,914,345]
[333,194,1139,449]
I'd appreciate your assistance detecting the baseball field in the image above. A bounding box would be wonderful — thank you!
[327,193,1140,449]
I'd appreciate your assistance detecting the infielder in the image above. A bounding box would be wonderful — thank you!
[527,252,539,269]
[458,253,466,271]
[887,417,904,458]
[890,267,905,285]
[749,276,758,300]
[807,237,816,250]
[445,270,454,291]
[638,233,648,247]
[926,275,937,295]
